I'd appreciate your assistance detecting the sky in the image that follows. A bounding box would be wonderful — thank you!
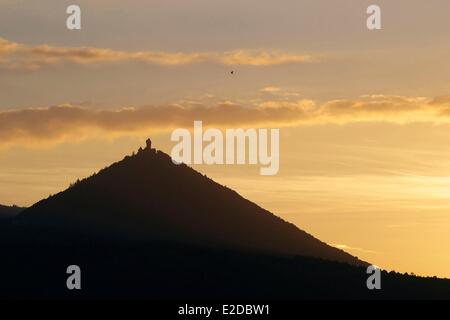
[1,0,450,277]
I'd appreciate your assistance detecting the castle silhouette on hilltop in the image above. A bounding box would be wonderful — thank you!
[137,138,156,154]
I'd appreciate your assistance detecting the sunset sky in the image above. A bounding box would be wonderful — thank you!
[1,0,450,277]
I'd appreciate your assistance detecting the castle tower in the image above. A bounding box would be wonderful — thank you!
[146,138,152,149]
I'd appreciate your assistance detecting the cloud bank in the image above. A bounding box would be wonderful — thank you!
[2,94,450,147]
[0,102,310,146]
[0,38,316,70]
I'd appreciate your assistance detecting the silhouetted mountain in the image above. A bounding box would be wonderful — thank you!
[3,142,450,299]
[17,144,365,266]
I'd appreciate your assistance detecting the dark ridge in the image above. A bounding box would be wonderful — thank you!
[1,224,450,299]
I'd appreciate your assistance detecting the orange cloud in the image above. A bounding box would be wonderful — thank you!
[0,38,316,70]
[0,103,311,147]
[2,94,450,148]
